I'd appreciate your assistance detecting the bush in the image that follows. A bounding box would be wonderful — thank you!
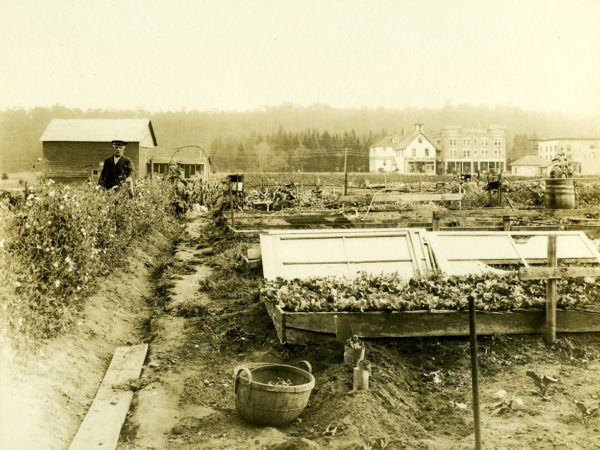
[0,178,179,344]
[1,173,8,180]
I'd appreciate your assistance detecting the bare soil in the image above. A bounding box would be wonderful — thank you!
[4,215,600,449]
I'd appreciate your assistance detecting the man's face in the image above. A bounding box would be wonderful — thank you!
[113,144,125,157]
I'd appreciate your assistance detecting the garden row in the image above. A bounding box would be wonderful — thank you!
[260,271,599,313]
[0,178,181,345]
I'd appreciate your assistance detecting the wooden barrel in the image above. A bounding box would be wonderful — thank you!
[234,361,315,426]
[544,179,575,209]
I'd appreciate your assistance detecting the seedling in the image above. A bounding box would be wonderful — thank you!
[345,334,364,350]
[526,370,558,399]
[575,400,600,426]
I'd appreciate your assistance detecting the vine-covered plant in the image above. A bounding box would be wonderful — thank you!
[550,151,573,178]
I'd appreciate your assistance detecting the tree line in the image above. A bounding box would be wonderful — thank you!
[1,103,599,172]
[209,127,382,173]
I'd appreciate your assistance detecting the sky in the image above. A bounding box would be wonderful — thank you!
[1,0,599,114]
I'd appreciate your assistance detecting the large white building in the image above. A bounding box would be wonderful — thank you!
[537,138,600,175]
[369,124,437,174]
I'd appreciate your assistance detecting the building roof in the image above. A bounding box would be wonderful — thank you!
[372,132,439,149]
[510,155,553,167]
[40,119,158,146]
[538,137,600,142]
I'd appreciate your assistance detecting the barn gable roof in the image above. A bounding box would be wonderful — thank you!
[40,119,158,146]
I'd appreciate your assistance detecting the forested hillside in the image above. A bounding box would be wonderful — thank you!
[1,104,599,172]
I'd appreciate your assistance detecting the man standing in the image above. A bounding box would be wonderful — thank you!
[98,140,134,189]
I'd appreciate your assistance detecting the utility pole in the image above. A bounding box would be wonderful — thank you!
[343,148,348,195]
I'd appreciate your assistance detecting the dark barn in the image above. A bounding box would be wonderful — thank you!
[39,119,158,182]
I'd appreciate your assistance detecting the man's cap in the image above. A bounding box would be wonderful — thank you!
[112,140,127,146]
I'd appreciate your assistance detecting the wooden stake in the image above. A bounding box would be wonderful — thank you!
[432,211,441,231]
[343,148,348,195]
[468,295,482,450]
[229,181,235,229]
[546,233,558,344]
[503,215,511,231]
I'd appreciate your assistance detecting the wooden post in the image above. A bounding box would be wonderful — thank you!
[24,180,29,198]
[468,295,483,450]
[546,233,558,344]
[458,182,462,210]
[229,180,235,229]
[498,172,503,207]
[432,211,441,231]
[503,215,511,231]
[343,148,348,195]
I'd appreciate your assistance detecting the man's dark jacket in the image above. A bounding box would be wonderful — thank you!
[98,156,134,189]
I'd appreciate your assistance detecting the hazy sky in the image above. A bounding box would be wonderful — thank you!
[1,0,599,114]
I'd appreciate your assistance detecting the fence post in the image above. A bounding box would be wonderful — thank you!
[503,216,511,231]
[546,233,558,344]
[432,211,441,231]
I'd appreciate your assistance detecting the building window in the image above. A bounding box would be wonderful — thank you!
[436,139,441,146]
[483,138,489,146]
[465,150,471,157]
[450,138,456,146]
[425,148,429,157]
[474,150,478,157]
[418,137,423,144]
[474,138,478,145]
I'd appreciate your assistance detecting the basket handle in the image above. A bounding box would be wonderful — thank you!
[233,366,252,394]
[297,360,312,374]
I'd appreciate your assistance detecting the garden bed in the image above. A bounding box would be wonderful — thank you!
[261,272,600,344]
[265,301,600,344]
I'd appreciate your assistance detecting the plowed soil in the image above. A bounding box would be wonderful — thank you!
[4,214,600,450]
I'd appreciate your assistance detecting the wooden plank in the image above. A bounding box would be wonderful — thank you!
[264,301,285,343]
[274,309,600,344]
[519,266,600,280]
[342,193,463,203]
[69,344,148,450]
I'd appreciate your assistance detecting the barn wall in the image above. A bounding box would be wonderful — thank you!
[42,141,141,179]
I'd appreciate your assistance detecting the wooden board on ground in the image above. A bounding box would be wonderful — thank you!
[342,193,463,203]
[264,302,600,345]
[69,344,148,450]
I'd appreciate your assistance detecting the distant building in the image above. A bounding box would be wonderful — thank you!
[440,126,506,175]
[149,145,210,179]
[510,155,552,177]
[537,138,600,175]
[40,118,157,181]
[369,124,437,174]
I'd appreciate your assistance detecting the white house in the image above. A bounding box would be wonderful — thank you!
[369,124,437,174]
[510,155,552,177]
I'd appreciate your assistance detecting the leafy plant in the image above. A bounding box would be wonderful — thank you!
[526,370,558,400]
[550,151,573,178]
[574,400,600,426]
[261,271,597,314]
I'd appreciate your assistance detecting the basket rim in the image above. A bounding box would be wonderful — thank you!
[236,363,315,393]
